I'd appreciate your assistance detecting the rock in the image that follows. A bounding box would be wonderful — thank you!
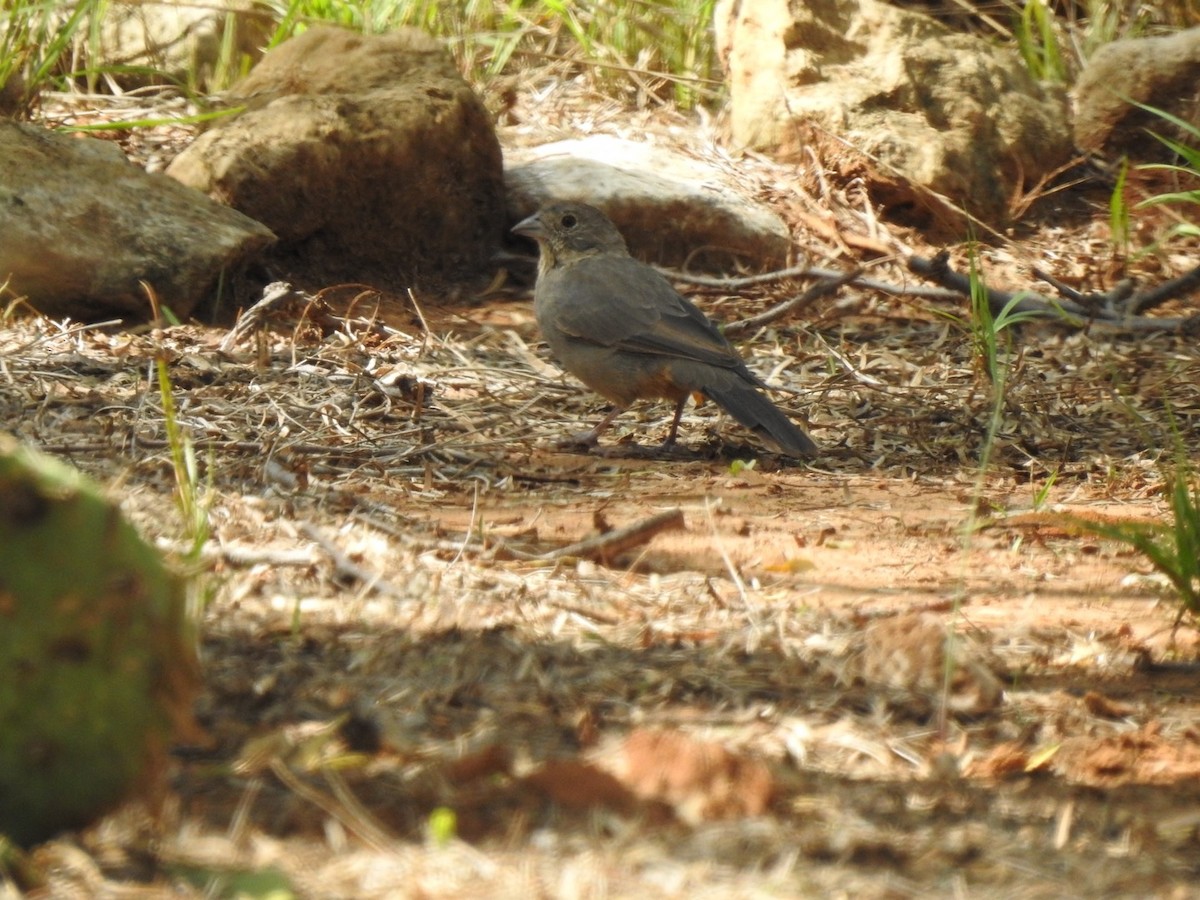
[506,136,791,270]
[0,71,27,118]
[89,0,271,90]
[714,0,1072,230]
[0,434,200,847]
[167,26,506,289]
[0,122,274,322]
[1074,27,1200,160]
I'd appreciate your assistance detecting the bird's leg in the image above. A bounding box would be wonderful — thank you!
[660,398,687,448]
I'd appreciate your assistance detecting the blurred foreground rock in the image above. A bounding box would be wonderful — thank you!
[0,434,200,847]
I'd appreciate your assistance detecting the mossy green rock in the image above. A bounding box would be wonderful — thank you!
[0,434,199,847]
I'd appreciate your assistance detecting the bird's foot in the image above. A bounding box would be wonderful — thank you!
[553,431,699,460]
[591,440,699,460]
[554,430,601,452]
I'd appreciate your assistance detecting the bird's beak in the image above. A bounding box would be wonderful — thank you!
[511,211,546,241]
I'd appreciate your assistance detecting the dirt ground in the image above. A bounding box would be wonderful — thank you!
[6,83,1200,899]
[6,275,1200,897]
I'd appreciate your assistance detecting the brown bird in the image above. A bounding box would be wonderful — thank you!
[512,201,818,458]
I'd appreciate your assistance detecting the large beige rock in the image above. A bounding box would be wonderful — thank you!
[506,136,792,270]
[0,122,274,322]
[167,26,506,288]
[1074,27,1200,160]
[715,0,1072,229]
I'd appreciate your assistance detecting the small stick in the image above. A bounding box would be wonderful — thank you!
[219,281,299,353]
[299,521,408,601]
[543,508,685,564]
[724,269,863,337]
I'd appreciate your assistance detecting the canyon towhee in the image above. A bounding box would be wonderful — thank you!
[512,201,818,458]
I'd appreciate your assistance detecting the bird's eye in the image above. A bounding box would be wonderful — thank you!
[561,213,578,229]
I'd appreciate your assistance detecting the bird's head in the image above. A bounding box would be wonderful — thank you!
[512,202,629,269]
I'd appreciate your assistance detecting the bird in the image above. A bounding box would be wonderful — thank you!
[511,201,818,458]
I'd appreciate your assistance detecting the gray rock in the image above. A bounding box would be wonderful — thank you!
[715,0,1072,230]
[0,122,274,322]
[1074,27,1200,160]
[506,136,792,270]
[167,26,506,289]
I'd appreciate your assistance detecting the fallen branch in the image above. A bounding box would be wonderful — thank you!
[724,269,863,337]
[908,252,1200,334]
[665,264,962,301]
[1127,263,1200,315]
[542,508,685,565]
[1030,268,1134,309]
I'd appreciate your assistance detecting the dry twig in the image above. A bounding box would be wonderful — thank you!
[219,281,300,353]
[542,508,685,564]
[724,269,864,337]
[299,521,409,601]
[666,264,961,301]
[909,252,1200,333]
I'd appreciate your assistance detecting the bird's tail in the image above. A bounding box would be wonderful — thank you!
[700,371,818,458]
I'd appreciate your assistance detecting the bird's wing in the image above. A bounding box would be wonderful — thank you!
[547,256,744,371]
